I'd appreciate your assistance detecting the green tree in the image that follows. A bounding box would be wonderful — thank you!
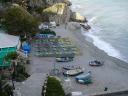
[4,4,39,36]
[42,77,65,96]
[5,52,18,60]
[0,76,13,96]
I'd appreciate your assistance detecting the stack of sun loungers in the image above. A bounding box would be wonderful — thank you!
[33,38,80,57]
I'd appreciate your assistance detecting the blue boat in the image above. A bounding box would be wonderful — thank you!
[75,71,92,84]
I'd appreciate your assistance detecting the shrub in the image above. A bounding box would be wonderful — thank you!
[40,29,56,36]
[5,52,18,60]
[42,77,65,96]
[0,76,13,96]
[14,64,30,82]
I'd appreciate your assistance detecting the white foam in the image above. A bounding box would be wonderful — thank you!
[84,32,121,58]
[72,4,82,10]
[81,16,126,61]
[88,16,97,23]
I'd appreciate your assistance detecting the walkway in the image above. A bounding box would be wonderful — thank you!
[20,73,46,96]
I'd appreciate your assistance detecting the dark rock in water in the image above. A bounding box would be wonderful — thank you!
[80,23,91,30]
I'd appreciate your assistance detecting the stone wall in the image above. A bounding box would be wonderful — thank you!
[91,89,128,96]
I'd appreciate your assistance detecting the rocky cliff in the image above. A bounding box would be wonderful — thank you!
[41,0,72,24]
[42,0,86,24]
[0,0,87,25]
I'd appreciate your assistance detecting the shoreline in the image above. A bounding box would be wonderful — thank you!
[67,23,128,66]
[69,0,128,67]
[52,24,128,95]
[74,27,128,67]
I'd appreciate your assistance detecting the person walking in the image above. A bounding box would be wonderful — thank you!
[104,87,108,91]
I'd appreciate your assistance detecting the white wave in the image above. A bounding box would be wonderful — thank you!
[85,32,121,58]
[80,15,128,62]
[88,16,97,23]
[72,4,82,10]
[81,26,127,62]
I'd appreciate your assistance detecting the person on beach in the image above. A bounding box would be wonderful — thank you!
[65,22,68,29]
[104,87,108,91]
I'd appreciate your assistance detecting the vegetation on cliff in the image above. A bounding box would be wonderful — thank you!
[4,4,39,36]
[40,29,56,36]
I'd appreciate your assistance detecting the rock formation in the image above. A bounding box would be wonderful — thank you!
[70,12,87,23]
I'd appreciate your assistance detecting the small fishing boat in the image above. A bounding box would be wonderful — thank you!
[89,60,104,66]
[62,65,81,70]
[56,57,73,62]
[63,68,84,76]
[75,71,92,84]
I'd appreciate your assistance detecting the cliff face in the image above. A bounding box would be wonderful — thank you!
[70,12,87,23]
[0,0,86,25]
[42,0,71,24]
[42,0,86,24]
[27,0,71,24]
[48,4,71,24]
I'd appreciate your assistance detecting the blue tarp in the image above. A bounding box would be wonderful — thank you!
[22,42,31,54]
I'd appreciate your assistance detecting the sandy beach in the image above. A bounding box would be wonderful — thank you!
[51,23,128,95]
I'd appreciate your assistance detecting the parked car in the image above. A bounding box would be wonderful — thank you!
[56,57,73,62]
[89,60,104,66]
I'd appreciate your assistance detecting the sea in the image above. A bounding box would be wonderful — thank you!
[71,0,128,63]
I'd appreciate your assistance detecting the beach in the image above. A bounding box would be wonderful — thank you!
[16,24,128,96]
[51,24,128,95]
[1,0,128,96]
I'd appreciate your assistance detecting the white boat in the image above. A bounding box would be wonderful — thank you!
[63,68,84,76]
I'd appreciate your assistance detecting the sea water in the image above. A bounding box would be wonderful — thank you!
[71,0,128,62]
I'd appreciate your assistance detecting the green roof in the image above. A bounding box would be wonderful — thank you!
[0,47,16,68]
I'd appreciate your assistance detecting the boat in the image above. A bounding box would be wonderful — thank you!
[62,65,81,70]
[75,71,92,84]
[89,60,104,66]
[71,91,83,96]
[77,79,92,84]
[63,68,84,76]
[56,57,73,62]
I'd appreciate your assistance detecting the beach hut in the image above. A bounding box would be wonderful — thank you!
[0,33,20,68]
